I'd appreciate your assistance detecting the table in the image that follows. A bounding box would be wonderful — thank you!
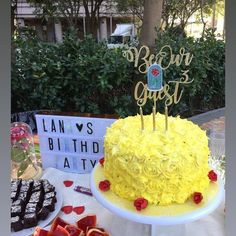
[42,167,225,236]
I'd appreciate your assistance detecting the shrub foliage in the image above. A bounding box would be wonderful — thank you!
[12,29,224,117]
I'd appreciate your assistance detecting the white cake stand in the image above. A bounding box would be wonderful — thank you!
[90,164,224,236]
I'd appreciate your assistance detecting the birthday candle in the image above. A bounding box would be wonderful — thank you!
[153,107,156,131]
[140,107,144,131]
[165,106,168,132]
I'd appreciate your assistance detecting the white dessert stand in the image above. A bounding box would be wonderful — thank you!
[90,164,224,236]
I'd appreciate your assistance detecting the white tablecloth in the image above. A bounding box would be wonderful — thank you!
[42,167,225,236]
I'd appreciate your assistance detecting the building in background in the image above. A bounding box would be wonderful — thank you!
[15,0,224,42]
[15,0,135,42]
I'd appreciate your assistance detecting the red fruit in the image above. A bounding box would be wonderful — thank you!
[63,180,74,187]
[76,214,97,233]
[33,226,49,236]
[61,205,73,214]
[134,198,148,211]
[208,170,217,182]
[73,206,85,215]
[193,192,203,204]
[98,180,110,191]
[99,158,105,166]
[86,228,110,236]
[50,217,70,232]
[50,225,70,236]
[65,224,83,236]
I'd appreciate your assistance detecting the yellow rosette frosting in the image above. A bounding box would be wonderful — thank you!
[104,113,210,205]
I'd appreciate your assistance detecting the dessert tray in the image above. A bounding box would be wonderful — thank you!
[11,187,63,236]
[90,164,224,235]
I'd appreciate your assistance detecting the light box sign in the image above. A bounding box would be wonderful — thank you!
[35,113,116,173]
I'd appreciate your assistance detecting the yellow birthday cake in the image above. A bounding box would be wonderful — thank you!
[103,113,211,206]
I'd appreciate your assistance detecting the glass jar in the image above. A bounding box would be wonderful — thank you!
[10,122,41,179]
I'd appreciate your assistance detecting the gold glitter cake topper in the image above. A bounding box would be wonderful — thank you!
[123,45,194,132]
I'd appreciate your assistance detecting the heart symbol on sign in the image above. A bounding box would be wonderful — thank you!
[76,123,83,132]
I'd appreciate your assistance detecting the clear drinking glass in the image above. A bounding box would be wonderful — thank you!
[208,129,225,185]
[10,122,41,179]
[208,130,225,159]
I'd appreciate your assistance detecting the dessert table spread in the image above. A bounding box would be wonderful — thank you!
[41,167,225,236]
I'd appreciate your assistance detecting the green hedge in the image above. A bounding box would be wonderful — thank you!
[153,29,225,117]
[12,31,136,117]
[12,29,225,118]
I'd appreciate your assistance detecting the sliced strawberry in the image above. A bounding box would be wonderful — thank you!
[76,214,97,233]
[65,224,83,236]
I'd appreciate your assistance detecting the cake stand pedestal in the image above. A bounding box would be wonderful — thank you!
[90,164,224,236]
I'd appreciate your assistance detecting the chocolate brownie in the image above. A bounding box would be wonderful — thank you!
[42,198,55,212]
[10,179,57,232]
[11,205,24,217]
[23,213,38,228]
[11,216,23,232]
[32,180,43,193]
[44,191,56,200]
[12,199,25,208]
[25,202,38,214]
[29,190,43,204]
[18,191,30,203]
[38,206,50,220]
[10,191,18,201]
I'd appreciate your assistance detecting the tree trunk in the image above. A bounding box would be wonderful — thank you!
[139,0,163,49]
[85,16,98,38]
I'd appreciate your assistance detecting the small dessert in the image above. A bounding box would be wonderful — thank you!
[23,213,38,228]
[32,180,43,193]
[29,190,43,204]
[11,205,23,217]
[11,216,23,232]
[25,202,38,214]
[10,179,57,232]
[42,198,55,212]
[10,191,18,201]
[38,206,50,220]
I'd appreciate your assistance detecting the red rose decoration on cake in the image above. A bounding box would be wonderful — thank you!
[193,192,203,204]
[134,198,148,211]
[99,180,110,191]
[208,170,217,182]
[99,157,105,166]
[151,68,159,77]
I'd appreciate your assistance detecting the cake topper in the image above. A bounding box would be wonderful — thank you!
[147,63,163,92]
[147,63,163,131]
[123,45,194,133]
